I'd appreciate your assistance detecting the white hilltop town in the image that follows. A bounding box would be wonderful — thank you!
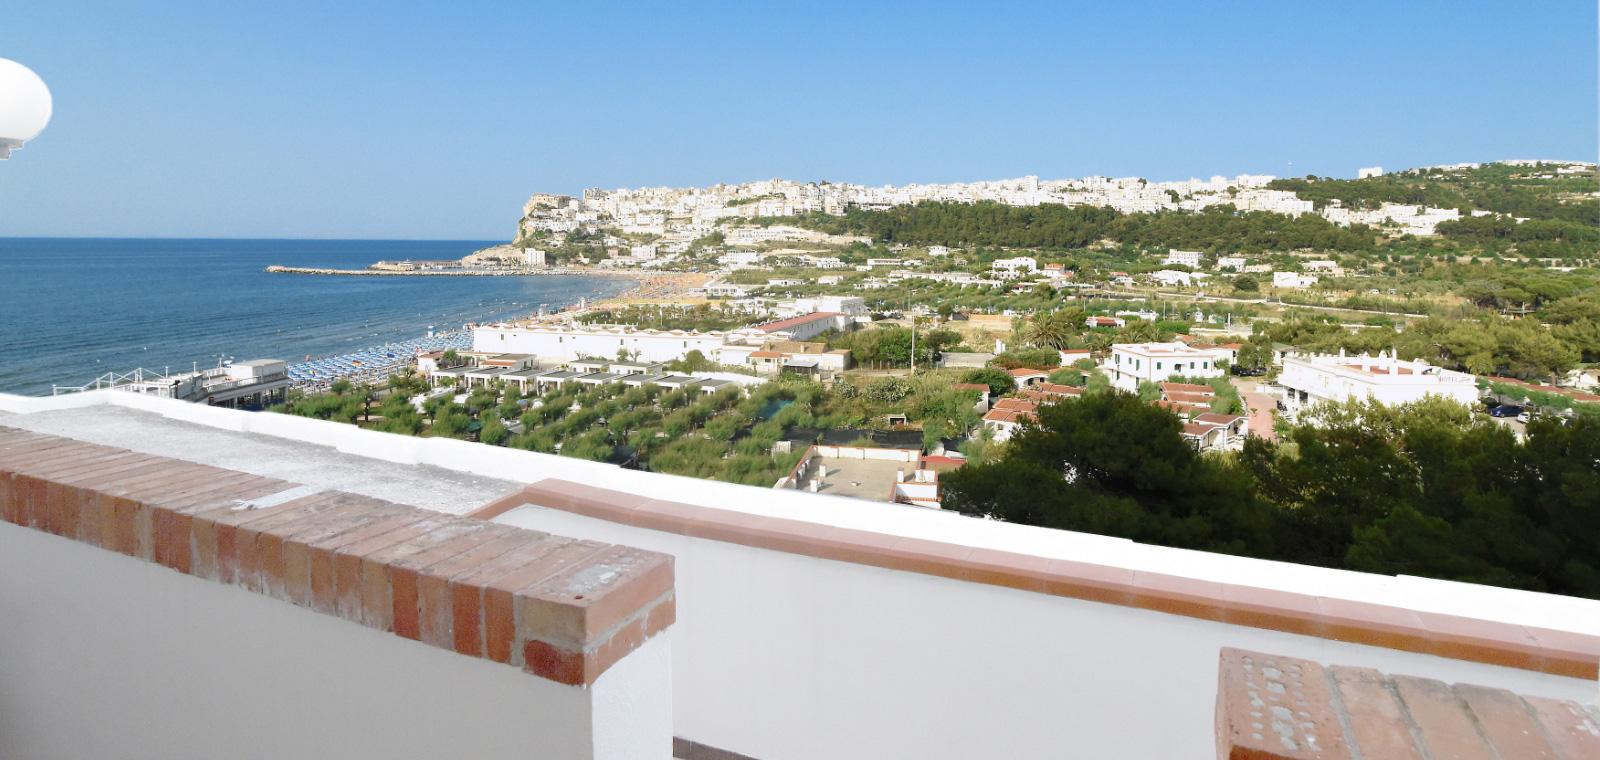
[507,159,1595,263]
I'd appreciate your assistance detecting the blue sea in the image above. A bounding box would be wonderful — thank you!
[0,238,633,395]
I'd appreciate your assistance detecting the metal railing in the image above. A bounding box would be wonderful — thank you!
[52,368,178,396]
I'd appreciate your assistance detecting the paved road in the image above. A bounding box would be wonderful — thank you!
[1230,378,1278,442]
[1488,414,1527,440]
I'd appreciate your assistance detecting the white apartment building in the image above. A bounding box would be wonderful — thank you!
[927,245,950,257]
[1215,256,1247,271]
[630,243,658,261]
[1106,342,1228,391]
[1233,189,1315,217]
[785,295,867,317]
[1276,351,1480,417]
[1273,271,1318,289]
[991,256,1038,279]
[1322,202,1461,236]
[704,282,753,298]
[865,258,903,268]
[1151,270,1207,287]
[718,250,761,268]
[1163,249,1203,268]
[751,311,853,342]
[1358,166,1385,178]
[725,227,784,245]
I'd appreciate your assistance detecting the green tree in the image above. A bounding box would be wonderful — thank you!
[479,417,509,446]
[1235,334,1275,372]
[960,368,1016,394]
[941,391,1273,555]
[1023,308,1086,350]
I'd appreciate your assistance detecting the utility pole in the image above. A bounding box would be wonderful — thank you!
[907,290,916,373]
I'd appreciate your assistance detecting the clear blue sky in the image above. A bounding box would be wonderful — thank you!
[2,1,1595,239]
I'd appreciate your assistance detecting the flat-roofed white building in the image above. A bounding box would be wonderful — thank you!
[784,295,867,317]
[750,311,852,342]
[1273,271,1318,289]
[1107,342,1228,391]
[1151,269,1207,287]
[1276,351,1480,416]
[718,250,761,268]
[991,256,1038,279]
[704,282,753,298]
[474,324,729,364]
[1163,249,1202,268]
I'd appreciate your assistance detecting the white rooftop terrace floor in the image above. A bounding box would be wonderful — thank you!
[811,457,907,501]
[0,405,515,514]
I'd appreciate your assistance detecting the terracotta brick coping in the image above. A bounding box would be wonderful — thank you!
[0,426,674,687]
[1216,647,1600,759]
[471,479,1600,680]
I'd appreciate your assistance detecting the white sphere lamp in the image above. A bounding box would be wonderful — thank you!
[0,58,52,159]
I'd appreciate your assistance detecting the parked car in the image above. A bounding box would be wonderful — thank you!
[1516,411,1531,424]
[1230,365,1266,377]
[1488,404,1523,418]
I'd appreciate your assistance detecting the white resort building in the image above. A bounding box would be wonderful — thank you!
[1162,249,1202,268]
[474,324,732,364]
[990,256,1038,279]
[1275,350,1481,417]
[1106,342,1229,391]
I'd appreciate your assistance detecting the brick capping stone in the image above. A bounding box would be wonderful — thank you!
[0,426,673,687]
[1215,647,1600,759]
[470,480,1600,680]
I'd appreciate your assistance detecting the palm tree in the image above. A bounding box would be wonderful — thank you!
[1117,320,1162,344]
[1025,309,1080,350]
[1083,331,1114,357]
[356,383,376,422]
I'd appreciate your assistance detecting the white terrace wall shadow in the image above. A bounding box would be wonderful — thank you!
[0,519,671,760]
[497,506,1599,760]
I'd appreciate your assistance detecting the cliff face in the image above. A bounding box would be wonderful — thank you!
[522,193,574,218]
[517,193,584,246]
[462,244,523,266]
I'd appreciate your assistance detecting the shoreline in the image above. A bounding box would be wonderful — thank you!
[264,264,652,278]
[281,270,709,391]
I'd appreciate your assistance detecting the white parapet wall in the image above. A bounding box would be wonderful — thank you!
[496,505,1599,760]
[3,391,1596,759]
[0,522,671,760]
